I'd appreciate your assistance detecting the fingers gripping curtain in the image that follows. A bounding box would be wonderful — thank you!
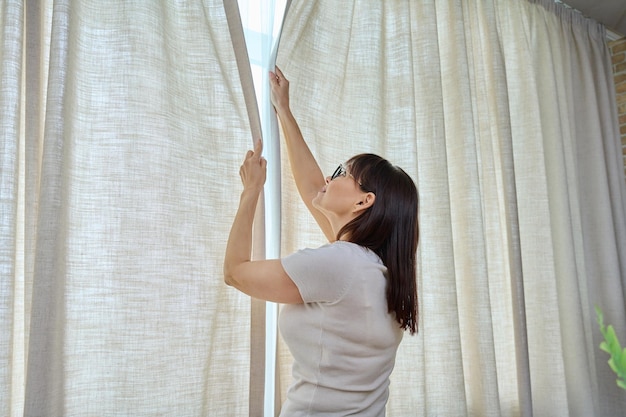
[276,0,626,416]
[12,1,257,415]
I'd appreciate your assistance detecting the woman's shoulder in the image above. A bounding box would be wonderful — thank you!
[326,241,383,264]
[283,241,384,272]
[298,240,384,270]
[286,241,382,269]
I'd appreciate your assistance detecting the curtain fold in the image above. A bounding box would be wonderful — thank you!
[276,0,626,416]
[1,2,25,416]
[221,2,267,415]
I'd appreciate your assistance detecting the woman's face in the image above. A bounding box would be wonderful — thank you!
[312,163,365,219]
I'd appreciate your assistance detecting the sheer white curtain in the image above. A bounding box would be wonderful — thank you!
[3,1,257,415]
[276,0,626,416]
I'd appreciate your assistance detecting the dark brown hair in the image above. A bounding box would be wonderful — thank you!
[337,154,420,334]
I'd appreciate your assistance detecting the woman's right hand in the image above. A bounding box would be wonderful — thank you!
[239,138,267,193]
[269,66,290,114]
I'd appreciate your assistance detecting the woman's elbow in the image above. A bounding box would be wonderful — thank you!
[223,261,252,291]
[223,265,236,287]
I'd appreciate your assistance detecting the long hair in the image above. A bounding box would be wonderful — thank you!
[337,154,420,334]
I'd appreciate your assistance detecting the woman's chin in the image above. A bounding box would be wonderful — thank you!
[311,196,326,212]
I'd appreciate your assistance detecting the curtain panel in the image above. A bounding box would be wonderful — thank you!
[4,1,257,415]
[276,0,626,416]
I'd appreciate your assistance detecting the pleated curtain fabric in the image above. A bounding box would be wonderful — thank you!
[276,1,626,416]
[1,2,26,416]
[12,1,254,415]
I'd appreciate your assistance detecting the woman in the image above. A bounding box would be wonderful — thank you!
[224,67,419,416]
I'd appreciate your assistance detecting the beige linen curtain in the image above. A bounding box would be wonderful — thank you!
[3,1,257,415]
[1,2,26,416]
[276,0,626,416]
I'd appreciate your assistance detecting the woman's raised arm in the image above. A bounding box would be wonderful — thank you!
[269,67,334,241]
[223,138,303,304]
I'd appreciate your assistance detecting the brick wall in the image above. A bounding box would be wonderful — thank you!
[608,37,626,179]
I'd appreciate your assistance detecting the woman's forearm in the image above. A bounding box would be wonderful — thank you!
[276,108,335,241]
[223,188,261,286]
[276,108,326,197]
[270,68,325,199]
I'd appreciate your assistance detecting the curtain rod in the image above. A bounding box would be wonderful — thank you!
[606,28,623,42]
[553,0,624,41]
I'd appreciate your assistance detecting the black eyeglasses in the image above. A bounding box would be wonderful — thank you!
[330,163,362,186]
[330,164,348,181]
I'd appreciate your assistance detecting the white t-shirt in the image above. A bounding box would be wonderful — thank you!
[279,241,403,417]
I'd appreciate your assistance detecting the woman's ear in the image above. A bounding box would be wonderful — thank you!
[353,192,375,213]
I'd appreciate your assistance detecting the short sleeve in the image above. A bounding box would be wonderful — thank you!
[281,243,355,303]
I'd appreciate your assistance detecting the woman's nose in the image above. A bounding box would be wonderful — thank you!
[324,176,331,184]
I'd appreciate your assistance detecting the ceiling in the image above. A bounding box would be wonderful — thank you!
[561,0,626,38]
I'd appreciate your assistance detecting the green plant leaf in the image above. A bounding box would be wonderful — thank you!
[600,341,611,354]
[607,326,619,352]
[595,306,626,391]
[619,349,626,378]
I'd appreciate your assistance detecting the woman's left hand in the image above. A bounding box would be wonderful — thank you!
[269,66,290,114]
[239,138,267,192]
